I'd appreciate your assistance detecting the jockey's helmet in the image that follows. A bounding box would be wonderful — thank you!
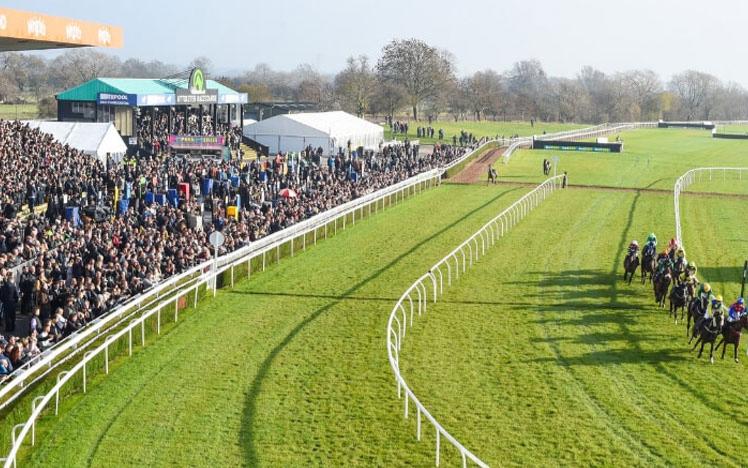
[703,283,711,293]
[714,295,723,304]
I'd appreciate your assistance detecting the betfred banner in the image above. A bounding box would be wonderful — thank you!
[97,92,137,106]
[168,135,225,151]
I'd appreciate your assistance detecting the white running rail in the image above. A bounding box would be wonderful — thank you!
[673,167,748,245]
[386,175,567,467]
[502,122,658,163]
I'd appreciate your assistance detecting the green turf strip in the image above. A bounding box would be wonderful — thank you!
[496,128,748,192]
[400,189,747,466]
[21,183,528,467]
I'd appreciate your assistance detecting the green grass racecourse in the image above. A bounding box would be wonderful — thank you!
[383,120,586,145]
[496,128,748,192]
[9,127,748,466]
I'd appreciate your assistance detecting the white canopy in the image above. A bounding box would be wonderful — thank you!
[23,121,127,164]
[243,111,384,155]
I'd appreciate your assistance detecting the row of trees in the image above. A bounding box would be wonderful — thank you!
[2,39,748,123]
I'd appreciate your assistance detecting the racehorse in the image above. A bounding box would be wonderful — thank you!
[640,249,656,284]
[686,297,706,338]
[654,270,672,308]
[669,282,688,324]
[622,250,639,285]
[714,314,748,363]
[691,313,724,364]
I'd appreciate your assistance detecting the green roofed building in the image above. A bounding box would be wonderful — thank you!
[55,70,248,152]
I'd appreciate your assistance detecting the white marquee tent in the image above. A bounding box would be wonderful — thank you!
[243,111,384,155]
[23,121,127,164]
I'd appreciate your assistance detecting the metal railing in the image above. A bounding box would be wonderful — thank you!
[673,167,748,245]
[386,175,566,467]
[501,122,658,163]
[0,138,510,467]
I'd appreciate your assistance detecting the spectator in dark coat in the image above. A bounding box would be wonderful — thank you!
[1,272,19,332]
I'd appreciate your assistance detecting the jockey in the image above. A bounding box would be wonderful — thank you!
[695,295,725,333]
[694,282,714,313]
[667,238,679,260]
[672,248,688,281]
[683,262,699,288]
[727,297,746,323]
[643,233,657,257]
[655,251,672,279]
[628,240,640,255]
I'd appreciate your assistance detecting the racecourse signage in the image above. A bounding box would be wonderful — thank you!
[97,92,137,106]
[168,134,224,150]
[533,138,623,153]
[175,67,218,104]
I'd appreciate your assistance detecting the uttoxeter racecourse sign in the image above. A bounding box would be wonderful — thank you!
[176,67,218,104]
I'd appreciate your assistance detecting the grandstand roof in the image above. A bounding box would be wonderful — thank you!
[0,7,122,51]
[57,78,243,102]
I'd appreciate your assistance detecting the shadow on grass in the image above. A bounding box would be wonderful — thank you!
[527,347,689,366]
[239,187,523,465]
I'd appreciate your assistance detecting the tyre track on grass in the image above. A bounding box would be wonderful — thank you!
[533,191,661,465]
[240,187,525,465]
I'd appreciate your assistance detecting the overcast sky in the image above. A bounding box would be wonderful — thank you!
[6,0,748,85]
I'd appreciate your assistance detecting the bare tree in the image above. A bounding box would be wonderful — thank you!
[464,70,503,121]
[49,50,122,90]
[370,80,407,119]
[619,69,662,120]
[335,55,376,117]
[189,56,213,75]
[376,38,455,120]
[506,60,548,121]
[668,70,721,120]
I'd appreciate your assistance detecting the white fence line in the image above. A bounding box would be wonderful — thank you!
[386,175,566,467]
[500,122,657,164]
[1,138,514,467]
[673,167,748,246]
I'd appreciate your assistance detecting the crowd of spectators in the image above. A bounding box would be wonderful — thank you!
[0,119,477,378]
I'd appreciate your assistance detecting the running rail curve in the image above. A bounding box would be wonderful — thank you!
[386,175,566,467]
[673,167,748,246]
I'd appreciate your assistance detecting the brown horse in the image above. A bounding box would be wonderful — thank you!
[623,250,639,285]
[669,282,688,324]
[691,312,724,364]
[714,314,748,363]
[640,250,656,284]
[686,297,707,338]
[654,270,672,308]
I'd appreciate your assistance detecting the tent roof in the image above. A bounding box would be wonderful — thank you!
[23,120,127,156]
[57,77,242,101]
[244,111,382,137]
[282,111,382,135]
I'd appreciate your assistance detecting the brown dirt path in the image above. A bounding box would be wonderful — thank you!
[449,147,505,184]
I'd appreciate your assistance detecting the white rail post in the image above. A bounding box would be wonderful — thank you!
[436,429,441,466]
